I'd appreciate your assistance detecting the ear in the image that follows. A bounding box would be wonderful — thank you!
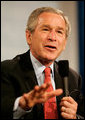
[26,30,32,46]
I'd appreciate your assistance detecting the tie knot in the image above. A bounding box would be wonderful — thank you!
[44,67,51,78]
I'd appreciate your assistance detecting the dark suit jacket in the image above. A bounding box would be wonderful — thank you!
[1,50,84,119]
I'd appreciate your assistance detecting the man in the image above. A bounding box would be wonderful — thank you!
[1,7,84,119]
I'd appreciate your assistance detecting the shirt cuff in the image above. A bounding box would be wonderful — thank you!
[13,97,33,119]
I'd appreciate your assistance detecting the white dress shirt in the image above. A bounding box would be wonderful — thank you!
[30,52,55,90]
[13,51,56,119]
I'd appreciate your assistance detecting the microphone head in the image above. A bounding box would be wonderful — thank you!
[58,60,69,77]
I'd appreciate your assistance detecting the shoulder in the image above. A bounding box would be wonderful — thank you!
[69,67,81,80]
[1,50,30,72]
[1,54,21,71]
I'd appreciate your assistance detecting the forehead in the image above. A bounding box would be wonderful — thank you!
[37,12,66,28]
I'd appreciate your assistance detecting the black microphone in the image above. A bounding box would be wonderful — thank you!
[58,60,69,96]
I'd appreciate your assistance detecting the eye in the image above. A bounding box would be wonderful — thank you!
[42,28,49,31]
[57,30,63,34]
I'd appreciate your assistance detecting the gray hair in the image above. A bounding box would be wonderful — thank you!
[26,7,71,38]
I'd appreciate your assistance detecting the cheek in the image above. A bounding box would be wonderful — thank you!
[58,38,66,49]
[31,37,42,50]
[34,34,47,47]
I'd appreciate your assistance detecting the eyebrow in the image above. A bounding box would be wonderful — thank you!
[57,27,65,31]
[40,25,50,28]
[40,24,65,31]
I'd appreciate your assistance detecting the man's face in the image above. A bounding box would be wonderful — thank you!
[26,12,67,65]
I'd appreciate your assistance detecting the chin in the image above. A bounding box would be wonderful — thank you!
[44,55,56,61]
[45,52,57,59]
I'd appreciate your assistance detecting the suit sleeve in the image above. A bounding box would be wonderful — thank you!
[1,61,40,119]
[69,69,84,119]
[1,63,16,119]
[76,75,84,119]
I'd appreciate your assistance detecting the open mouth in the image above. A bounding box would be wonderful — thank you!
[45,45,56,49]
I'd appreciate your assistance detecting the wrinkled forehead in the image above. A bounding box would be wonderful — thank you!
[37,12,66,29]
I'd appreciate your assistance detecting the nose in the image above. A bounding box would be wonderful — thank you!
[48,31,56,41]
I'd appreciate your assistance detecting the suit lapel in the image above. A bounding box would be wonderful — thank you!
[19,50,38,91]
[20,50,44,119]
[24,68,38,91]
[54,61,65,118]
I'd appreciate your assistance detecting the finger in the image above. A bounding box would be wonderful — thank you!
[61,106,66,112]
[61,106,76,115]
[35,97,47,103]
[23,92,36,107]
[23,84,50,104]
[46,89,63,99]
[60,100,72,108]
[60,97,78,110]
[34,89,63,104]
[61,96,77,104]
[33,83,51,96]
[23,93,29,103]
[61,111,76,119]
[34,82,51,92]
[60,100,77,113]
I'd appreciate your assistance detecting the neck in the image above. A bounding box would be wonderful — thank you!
[30,51,54,67]
[38,58,54,67]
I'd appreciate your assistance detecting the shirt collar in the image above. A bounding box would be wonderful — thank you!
[30,51,54,76]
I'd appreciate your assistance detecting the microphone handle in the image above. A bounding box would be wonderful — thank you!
[63,77,69,96]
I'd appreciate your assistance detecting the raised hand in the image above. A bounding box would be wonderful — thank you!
[19,82,63,110]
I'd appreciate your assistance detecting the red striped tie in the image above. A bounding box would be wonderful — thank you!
[44,67,58,119]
